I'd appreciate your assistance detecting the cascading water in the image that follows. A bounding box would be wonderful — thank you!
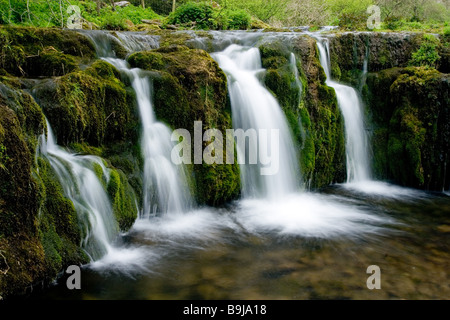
[39,120,118,261]
[212,44,301,199]
[290,52,303,107]
[315,37,371,183]
[85,31,193,215]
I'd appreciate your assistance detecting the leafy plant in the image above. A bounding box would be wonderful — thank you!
[409,34,441,68]
[443,26,450,36]
[227,9,250,30]
[167,2,214,29]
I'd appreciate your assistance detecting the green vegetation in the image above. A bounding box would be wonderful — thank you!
[0,0,447,31]
[409,34,441,68]
[365,67,450,190]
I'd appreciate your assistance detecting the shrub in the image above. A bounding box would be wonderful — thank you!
[443,26,450,36]
[338,13,366,30]
[226,9,251,30]
[167,2,214,29]
[101,14,129,31]
[384,16,404,30]
[409,34,441,68]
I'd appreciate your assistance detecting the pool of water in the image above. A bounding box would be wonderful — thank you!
[31,183,450,300]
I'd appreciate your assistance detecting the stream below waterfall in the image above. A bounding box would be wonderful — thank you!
[29,185,449,300]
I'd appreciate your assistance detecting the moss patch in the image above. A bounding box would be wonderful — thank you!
[365,67,450,190]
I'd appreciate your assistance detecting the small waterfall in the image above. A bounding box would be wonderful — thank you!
[39,120,118,261]
[80,30,160,58]
[212,44,301,199]
[289,52,303,108]
[315,37,371,183]
[360,44,370,91]
[85,31,192,216]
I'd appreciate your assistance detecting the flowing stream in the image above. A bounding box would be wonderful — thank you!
[28,30,450,300]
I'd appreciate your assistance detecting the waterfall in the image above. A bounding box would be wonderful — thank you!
[212,44,301,199]
[290,52,303,108]
[39,120,118,261]
[85,31,193,216]
[315,37,371,183]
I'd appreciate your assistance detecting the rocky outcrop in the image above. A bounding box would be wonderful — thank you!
[365,67,450,191]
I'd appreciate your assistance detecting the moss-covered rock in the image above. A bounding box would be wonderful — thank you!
[0,86,44,297]
[328,32,424,86]
[365,67,450,191]
[0,63,140,298]
[128,46,241,205]
[32,60,134,147]
[0,26,95,77]
[107,168,138,231]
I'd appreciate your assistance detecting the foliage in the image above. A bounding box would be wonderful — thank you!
[409,34,441,68]
[224,9,250,30]
[444,26,450,36]
[0,0,161,29]
[214,0,289,23]
[167,1,214,29]
[0,0,447,30]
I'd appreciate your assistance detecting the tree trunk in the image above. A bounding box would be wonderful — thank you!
[96,0,101,14]
[172,0,176,13]
[141,0,145,9]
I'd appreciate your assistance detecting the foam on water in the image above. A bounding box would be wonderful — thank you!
[234,193,394,238]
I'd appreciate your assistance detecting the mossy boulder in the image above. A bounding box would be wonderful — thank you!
[0,81,88,298]
[365,67,450,191]
[32,60,135,147]
[328,32,424,86]
[0,26,95,77]
[128,46,241,205]
[106,168,138,231]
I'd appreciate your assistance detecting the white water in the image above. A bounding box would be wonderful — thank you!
[86,31,192,216]
[39,120,118,261]
[315,37,371,183]
[112,58,193,215]
[212,44,301,199]
[290,52,303,108]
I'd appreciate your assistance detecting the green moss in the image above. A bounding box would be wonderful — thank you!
[0,101,46,298]
[26,47,79,77]
[0,26,95,77]
[366,66,450,190]
[107,168,138,231]
[33,60,133,147]
[127,51,165,70]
